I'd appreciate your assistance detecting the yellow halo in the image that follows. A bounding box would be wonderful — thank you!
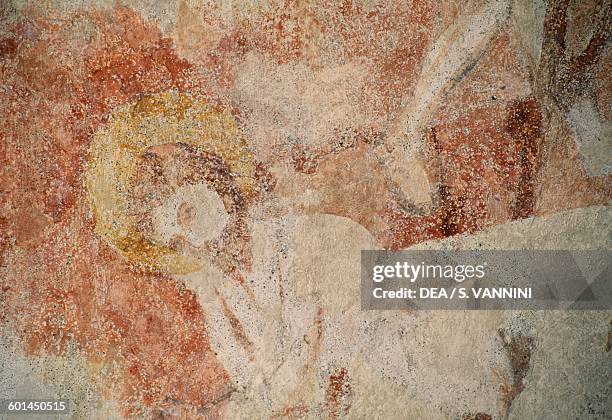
[86,91,257,274]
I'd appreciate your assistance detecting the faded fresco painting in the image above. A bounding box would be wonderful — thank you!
[0,0,610,418]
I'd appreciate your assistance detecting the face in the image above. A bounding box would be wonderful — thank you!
[87,92,263,276]
[130,143,238,260]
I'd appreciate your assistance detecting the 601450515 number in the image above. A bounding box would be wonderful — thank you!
[1,399,69,414]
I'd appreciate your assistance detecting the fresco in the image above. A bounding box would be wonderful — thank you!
[0,0,610,418]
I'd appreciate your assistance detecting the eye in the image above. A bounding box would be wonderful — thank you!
[86,91,261,275]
